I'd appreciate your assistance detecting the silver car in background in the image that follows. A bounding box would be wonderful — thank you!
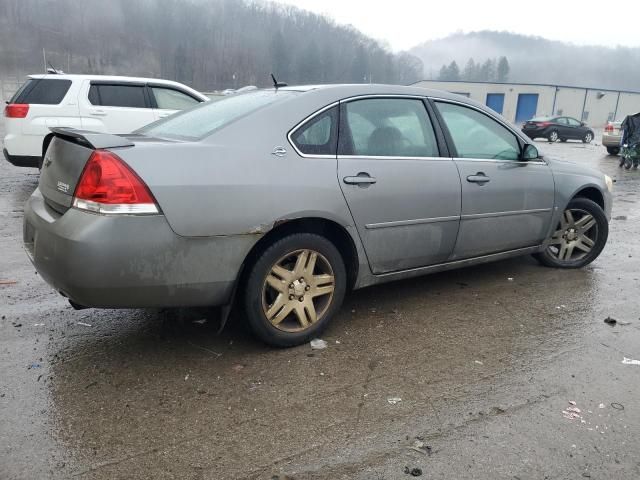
[24,84,613,347]
[603,120,622,155]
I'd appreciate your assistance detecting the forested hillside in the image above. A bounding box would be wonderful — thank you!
[0,0,423,91]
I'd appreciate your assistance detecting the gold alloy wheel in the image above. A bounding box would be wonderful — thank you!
[261,249,335,332]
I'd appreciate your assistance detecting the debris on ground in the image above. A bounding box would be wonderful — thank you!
[387,397,402,405]
[28,363,41,369]
[507,277,514,281]
[407,440,432,455]
[310,338,328,350]
[613,215,627,220]
[404,466,423,476]
[184,374,189,381]
[232,364,245,372]
[599,403,605,409]
[12,323,22,328]
[562,401,582,420]
[611,403,624,410]
[0,280,18,285]
[622,357,640,366]
[77,322,92,327]
[192,319,207,325]
[474,360,484,365]
[604,317,617,325]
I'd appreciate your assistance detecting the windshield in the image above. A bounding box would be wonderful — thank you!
[138,90,297,140]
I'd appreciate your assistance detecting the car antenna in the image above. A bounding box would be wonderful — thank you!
[270,73,288,89]
[46,62,63,74]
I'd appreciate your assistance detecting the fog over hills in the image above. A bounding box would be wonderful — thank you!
[410,31,640,91]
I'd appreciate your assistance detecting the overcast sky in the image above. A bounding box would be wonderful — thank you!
[272,0,640,51]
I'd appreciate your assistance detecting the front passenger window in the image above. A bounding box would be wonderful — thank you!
[435,102,520,160]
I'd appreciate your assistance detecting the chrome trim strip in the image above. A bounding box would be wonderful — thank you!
[461,208,552,220]
[338,155,448,161]
[341,94,428,101]
[287,101,339,159]
[366,215,459,229]
[454,157,547,165]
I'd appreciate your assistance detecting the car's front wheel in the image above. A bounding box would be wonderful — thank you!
[243,233,346,347]
[534,198,608,268]
[583,132,594,143]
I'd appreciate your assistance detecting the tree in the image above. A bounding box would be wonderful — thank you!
[497,56,510,82]
[479,58,495,81]
[447,61,460,81]
[438,64,449,80]
[462,58,477,81]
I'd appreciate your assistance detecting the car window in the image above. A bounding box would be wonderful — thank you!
[567,118,581,127]
[139,90,297,140]
[11,78,72,104]
[556,118,569,125]
[151,87,200,110]
[339,98,438,157]
[435,102,520,161]
[88,84,147,108]
[291,106,337,156]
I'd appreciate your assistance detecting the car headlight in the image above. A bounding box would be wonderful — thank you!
[604,174,613,192]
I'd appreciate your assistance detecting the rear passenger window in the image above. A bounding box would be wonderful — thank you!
[151,87,199,110]
[290,106,338,156]
[11,79,71,104]
[88,84,147,108]
[339,98,438,157]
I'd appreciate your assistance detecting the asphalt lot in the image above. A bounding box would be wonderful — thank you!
[1,129,640,480]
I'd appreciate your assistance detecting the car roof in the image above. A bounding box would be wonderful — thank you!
[27,73,207,99]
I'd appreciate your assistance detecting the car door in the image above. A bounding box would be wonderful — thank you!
[566,117,583,139]
[148,85,202,121]
[555,117,571,139]
[336,97,461,274]
[81,81,156,133]
[432,100,555,260]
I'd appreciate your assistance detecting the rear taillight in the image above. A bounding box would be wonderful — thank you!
[538,121,551,127]
[4,103,29,118]
[72,150,159,215]
[605,124,614,133]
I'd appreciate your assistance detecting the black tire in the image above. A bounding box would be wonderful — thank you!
[243,233,346,347]
[560,138,567,143]
[547,130,559,142]
[606,146,620,155]
[624,156,633,169]
[582,131,594,143]
[534,197,608,269]
[619,154,626,167]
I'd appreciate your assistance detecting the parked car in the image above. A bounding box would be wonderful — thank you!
[3,73,208,168]
[603,120,622,155]
[24,84,612,347]
[522,116,595,143]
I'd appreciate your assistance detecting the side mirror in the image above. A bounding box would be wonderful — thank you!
[522,144,539,161]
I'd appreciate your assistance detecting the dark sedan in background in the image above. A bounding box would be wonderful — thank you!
[522,116,594,143]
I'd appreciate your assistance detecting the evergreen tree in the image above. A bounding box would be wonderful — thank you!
[462,58,477,81]
[447,60,460,80]
[497,56,510,82]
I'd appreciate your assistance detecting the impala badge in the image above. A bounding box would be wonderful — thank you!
[57,181,70,193]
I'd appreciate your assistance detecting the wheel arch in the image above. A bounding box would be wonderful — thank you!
[239,216,360,291]
[573,186,605,210]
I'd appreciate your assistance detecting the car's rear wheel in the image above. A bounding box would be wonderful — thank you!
[548,130,559,142]
[583,132,594,143]
[534,198,607,269]
[607,146,620,155]
[560,138,567,143]
[243,233,346,347]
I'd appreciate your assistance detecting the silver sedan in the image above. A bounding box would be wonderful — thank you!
[24,84,613,346]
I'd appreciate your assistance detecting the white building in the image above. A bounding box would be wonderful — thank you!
[413,80,640,127]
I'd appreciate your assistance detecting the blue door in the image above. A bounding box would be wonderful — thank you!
[486,93,505,114]
[515,94,539,123]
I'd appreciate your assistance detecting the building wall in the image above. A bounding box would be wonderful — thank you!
[413,80,640,127]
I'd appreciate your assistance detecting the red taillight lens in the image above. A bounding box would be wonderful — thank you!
[605,124,613,133]
[538,121,551,127]
[4,103,29,118]
[73,150,158,214]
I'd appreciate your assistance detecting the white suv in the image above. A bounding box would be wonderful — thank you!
[3,74,208,168]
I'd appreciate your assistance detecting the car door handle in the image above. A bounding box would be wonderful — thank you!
[466,173,490,184]
[89,109,107,116]
[158,113,172,118]
[343,173,377,185]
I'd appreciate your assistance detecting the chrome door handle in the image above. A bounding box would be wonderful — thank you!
[466,173,490,185]
[343,173,377,185]
[89,109,107,116]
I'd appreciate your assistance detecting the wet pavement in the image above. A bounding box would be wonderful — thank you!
[1,131,640,479]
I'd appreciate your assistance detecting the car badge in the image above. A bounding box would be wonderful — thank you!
[271,146,287,157]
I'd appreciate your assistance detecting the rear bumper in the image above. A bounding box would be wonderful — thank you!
[3,148,40,168]
[602,134,621,147]
[522,127,549,139]
[23,189,257,308]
